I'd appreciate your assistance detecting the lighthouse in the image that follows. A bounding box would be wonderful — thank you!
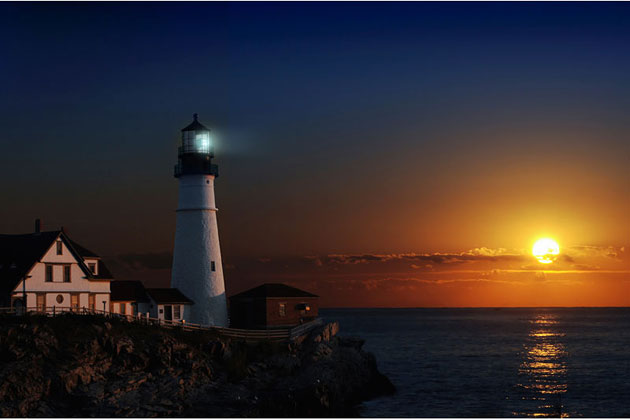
[170,114,228,327]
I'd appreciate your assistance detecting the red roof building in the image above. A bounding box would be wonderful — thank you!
[228,283,319,329]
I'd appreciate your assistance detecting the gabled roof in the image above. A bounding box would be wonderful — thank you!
[181,114,210,132]
[68,241,113,280]
[230,283,318,299]
[110,280,149,302]
[145,288,194,304]
[69,239,100,258]
[0,230,114,295]
[0,231,61,295]
[92,260,114,280]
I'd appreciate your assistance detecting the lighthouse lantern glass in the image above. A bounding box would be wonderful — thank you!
[195,132,210,153]
[183,130,211,154]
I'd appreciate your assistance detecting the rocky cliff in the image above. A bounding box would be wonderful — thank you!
[0,314,394,417]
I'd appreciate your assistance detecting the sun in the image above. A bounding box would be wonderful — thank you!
[532,238,560,264]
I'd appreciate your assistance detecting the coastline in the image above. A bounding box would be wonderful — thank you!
[0,313,394,417]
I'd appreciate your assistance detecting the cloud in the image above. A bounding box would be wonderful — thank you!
[305,255,324,267]
[303,244,629,275]
[566,245,625,260]
[410,263,433,270]
[101,243,628,304]
[570,263,601,271]
[320,249,529,266]
[361,275,526,291]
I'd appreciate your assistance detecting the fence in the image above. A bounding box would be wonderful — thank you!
[214,318,324,341]
[0,306,323,342]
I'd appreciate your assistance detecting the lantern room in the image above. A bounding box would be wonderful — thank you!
[174,113,219,178]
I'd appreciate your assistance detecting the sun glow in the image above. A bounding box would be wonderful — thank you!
[532,238,560,264]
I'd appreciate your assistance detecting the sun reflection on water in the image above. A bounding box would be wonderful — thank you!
[513,313,571,417]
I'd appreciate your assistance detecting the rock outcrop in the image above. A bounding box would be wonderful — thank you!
[0,314,394,417]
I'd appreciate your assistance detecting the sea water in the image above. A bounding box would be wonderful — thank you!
[320,308,630,417]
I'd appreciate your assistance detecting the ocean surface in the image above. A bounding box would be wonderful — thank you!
[320,308,630,417]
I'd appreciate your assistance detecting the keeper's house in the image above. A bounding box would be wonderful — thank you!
[0,223,113,311]
[1,222,194,323]
[229,283,319,329]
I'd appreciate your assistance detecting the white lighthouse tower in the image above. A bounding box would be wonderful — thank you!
[171,114,228,327]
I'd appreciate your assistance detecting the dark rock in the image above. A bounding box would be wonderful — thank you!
[0,316,393,417]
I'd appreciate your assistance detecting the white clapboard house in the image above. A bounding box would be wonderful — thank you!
[0,227,113,312]
[1,222,193,323]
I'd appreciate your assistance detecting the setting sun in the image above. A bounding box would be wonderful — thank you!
[533,238,560,264]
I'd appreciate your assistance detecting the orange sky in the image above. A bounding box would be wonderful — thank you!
[2,3,629,308]
[102,122,629,308]
[105,243,630,308]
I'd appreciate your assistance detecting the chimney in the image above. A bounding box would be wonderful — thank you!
[35,219,41,233]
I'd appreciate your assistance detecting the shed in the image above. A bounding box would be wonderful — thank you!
[229,283,319,329]
[145,288,194,322]
[110,280,150,316]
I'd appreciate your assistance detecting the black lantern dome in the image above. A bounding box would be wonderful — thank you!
[174,114,219,178]
[181,113,210,132]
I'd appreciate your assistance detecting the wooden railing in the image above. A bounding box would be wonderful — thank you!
[289,317,324,339]
[213,318,324,341]
[0,306,323,341]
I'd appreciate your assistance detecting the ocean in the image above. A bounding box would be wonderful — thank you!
[320,308,630,417]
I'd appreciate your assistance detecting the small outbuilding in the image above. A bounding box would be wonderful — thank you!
[145,288,194,322]
[228,283,318,329]
[109,280,150,317]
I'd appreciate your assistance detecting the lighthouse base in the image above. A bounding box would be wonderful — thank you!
[171,206,228,327]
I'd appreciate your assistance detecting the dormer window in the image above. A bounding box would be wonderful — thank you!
[88,263,96,274]
[56,241,63,255]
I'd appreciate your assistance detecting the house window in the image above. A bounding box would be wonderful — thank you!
[45,265,53,282]
[71,294,79,309]
[296,303,311,312]
[173,305,181,319]
[63,265,71,282]
[56,295,64,304]
[120,303,126,315]
[211,261,216,271]
[89,294,95,310]
[56,241,63,255]
[279,303,286,317]
[88,263,96,274]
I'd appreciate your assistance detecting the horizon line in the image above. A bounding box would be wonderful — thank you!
[320,306,630,310]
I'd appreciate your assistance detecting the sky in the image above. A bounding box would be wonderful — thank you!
[1,2,628,307]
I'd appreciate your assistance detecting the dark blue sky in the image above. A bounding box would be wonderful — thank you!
[1,2,629,259]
